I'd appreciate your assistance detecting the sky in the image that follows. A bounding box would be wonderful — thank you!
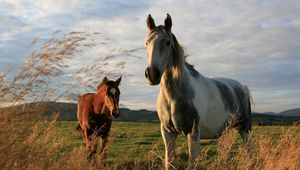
[0,0,300,112]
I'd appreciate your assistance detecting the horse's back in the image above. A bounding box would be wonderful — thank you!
[212,77,251,112]
[213,77,246,91]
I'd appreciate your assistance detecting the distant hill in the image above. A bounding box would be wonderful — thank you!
[114,108,158,122]
[26,102,159,122]
[1,102,299,125]
[252,113,300,126]
[260,111,277,115]
[278,108,300,117]
[258,108,300,117]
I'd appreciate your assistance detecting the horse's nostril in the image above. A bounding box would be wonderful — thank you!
[145,67,150,78]
[153,67,160,78]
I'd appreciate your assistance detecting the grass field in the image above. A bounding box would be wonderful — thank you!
[1,120,299,169]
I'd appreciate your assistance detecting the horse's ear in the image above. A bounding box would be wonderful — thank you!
[103,77,108,84]
[97,77,108,90]
[147,14,156,30]
[115,76,122,86]
[164,13,172,32]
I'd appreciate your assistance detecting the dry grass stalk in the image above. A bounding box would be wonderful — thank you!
[207,125,300,170]
[0,31,96,169]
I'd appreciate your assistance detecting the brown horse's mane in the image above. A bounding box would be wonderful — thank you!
[97,81,106,90]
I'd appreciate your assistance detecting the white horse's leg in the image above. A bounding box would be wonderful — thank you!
[187,120,200,169]
[239,130,254,154]
[161,124,177,170]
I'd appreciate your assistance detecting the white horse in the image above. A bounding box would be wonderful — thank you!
[144,14,252,169]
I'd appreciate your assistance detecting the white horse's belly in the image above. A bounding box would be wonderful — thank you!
[190,77,230,139]
[200,98,230,139]
[199,111,229,139]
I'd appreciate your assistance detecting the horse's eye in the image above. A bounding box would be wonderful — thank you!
[145,42,148,46]
[166,40,171,46]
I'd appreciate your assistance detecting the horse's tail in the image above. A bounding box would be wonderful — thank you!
[243,85,254,114]
[242,85,253,135]
[236,85,255,146]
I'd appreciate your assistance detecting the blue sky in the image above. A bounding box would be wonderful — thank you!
[0,0,300,112]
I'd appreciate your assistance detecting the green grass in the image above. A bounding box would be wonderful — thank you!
[1,121,299,169]
[38,122,297,164]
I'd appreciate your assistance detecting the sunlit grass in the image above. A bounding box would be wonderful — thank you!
[2,121,298,169]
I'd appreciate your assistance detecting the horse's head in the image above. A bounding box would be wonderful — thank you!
[96,76,122,118]
[144,14,175,85]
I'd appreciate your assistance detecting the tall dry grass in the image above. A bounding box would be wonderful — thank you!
[0,31,142,170]
[205,125,300,170]
[0,31,96,169]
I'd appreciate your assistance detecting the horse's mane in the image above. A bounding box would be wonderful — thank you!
[97,80,117,90]
[171,33,188,80]
[97,81,105,90]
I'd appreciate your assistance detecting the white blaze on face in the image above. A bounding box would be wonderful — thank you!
[146,34,157,65]
[146,30,172,75]
[110,88,116,95]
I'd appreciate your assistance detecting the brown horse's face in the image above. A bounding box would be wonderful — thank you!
[105,85,121,117]
[102,77,122,118]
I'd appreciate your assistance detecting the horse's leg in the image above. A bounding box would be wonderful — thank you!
[238,99,253,152]
[100,137,108,158]
[90,133,98,156]
[84,129,96,161]
[239,129,253,154]
[83,129,91,148]
[239,130,251,144]
[100,137,108,154]
[161,124,177,170]
[187,119,200,169]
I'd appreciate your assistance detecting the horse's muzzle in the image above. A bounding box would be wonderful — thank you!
[112,111,120,118]
[145,66,161,85]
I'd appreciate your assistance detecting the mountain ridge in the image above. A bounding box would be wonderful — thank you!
[2,101,299,125]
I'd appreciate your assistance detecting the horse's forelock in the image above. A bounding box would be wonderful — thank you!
[149,25,171,36]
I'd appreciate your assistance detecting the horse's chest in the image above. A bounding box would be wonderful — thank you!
[158,99,198,136]
[89,114,112,138]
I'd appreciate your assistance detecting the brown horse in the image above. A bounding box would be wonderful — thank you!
[77,76,121,159]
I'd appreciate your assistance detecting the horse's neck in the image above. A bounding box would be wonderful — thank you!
[93,89,105,114]
[161,65,189,100]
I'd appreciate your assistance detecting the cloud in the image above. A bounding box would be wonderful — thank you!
[0,0,299,112]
